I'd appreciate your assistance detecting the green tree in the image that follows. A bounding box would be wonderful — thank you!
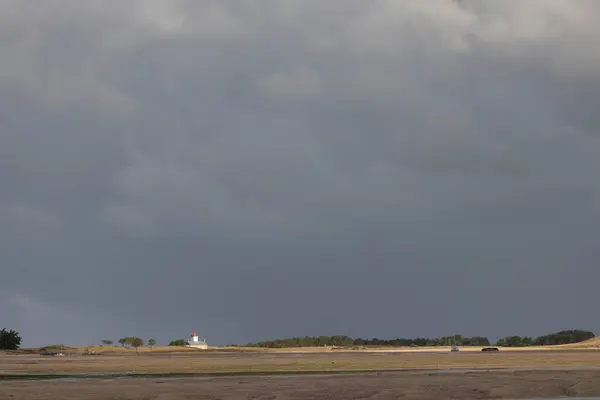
[0,328,22,350]
[495,336,534,347]
[168,339,187,346]
[118,336,142,348]
[131,337,144,353]
[101,339,113,346]
[147,338,156,350]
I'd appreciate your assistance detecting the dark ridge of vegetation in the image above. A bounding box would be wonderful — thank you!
[244,330,595,348]
[168,339,188,346]
[243,334,490,348]
[496,330,595,347]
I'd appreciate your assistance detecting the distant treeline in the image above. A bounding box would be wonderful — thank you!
[243,334,489,348]
[242,330,595,348]
[496,330,595,347]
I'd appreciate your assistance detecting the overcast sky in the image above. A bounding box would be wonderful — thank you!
[2,0,600,347]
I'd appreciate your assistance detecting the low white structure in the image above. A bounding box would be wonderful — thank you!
[187,330,208,349]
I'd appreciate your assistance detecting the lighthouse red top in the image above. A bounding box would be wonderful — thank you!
[192,331,197,337]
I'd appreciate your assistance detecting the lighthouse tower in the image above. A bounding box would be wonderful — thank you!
[187,330,208,349]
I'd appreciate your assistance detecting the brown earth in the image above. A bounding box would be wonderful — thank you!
[4,349,600,399]
[3,350,600,374]
[3,369,600,399]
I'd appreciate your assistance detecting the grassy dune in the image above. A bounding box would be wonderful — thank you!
[13,336,600,357]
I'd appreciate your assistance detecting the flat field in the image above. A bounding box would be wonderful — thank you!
[3,348,600,375]
[4,348,600,399]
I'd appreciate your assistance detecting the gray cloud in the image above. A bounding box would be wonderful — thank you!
[2,0,600,347]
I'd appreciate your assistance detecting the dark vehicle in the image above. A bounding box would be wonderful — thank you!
[481,347,499,352]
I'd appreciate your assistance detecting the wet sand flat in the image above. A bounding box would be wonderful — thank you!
[3,369,600,399]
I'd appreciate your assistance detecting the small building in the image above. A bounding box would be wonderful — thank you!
[187,330,208,349]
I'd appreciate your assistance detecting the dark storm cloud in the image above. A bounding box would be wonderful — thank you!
[2,0,600,347]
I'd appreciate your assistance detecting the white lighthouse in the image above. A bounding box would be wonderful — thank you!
[187,330,208,349]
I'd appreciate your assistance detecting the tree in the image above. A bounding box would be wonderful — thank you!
[118,337,140,348]
[168,339,187,346]
[131,337,144,354]
[0,328,22,350]
[534,330,595,346]
[101,339,113,346]
[147,338,156,350]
